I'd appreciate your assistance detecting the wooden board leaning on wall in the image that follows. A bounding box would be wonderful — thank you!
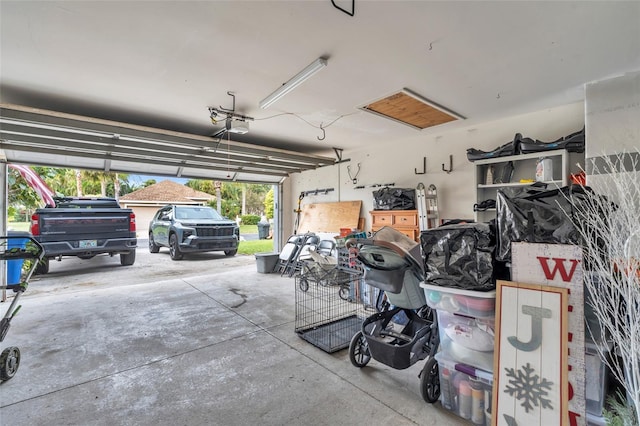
[297,201,362,234]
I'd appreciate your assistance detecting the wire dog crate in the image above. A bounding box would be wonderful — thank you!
[294,248,378,353]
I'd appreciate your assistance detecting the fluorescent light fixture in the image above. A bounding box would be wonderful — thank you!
[259,57,328,109]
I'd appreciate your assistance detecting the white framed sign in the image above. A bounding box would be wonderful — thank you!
[493,280,569,426]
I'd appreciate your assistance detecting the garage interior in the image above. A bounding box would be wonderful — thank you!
[1,1,640,425]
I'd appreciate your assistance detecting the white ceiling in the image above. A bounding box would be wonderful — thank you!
[1,1,639,163]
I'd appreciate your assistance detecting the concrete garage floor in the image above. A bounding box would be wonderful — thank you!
[0,247,466,426]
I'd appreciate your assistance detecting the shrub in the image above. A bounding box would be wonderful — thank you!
[264,188,274,219]
[241,214,260,225]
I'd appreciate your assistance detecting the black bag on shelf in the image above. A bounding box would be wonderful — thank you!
[466,133,533,162]
[474,199,496,212]
[519,127,585,154]
[372,187,416,210]
[495,183,593,262]
[494,161,515,184]
[420,222,496,291]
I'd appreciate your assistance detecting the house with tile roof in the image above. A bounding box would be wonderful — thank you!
[119,180,214,234]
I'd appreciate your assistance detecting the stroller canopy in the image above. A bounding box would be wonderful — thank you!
[354,227,424,294]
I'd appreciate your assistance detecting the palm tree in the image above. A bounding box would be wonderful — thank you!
[75,169,83,196]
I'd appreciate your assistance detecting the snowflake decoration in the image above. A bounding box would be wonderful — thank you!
[504,362,554,413]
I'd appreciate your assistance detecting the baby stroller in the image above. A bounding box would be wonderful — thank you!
[0,235,44,381]
[346,227,440,403]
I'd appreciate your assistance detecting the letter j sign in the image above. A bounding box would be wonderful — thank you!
[492,280,569,426]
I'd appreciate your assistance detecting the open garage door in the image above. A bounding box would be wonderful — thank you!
[1,104,335,284]
[0,104,334,184]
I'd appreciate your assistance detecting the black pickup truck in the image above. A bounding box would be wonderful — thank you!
[30,197,137,274]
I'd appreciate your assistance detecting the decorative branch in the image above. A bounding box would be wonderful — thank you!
[561,150,640,424]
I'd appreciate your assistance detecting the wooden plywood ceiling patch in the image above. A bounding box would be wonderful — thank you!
[361,88,464,130]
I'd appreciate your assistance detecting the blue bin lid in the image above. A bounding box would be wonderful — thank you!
[7,230,32,237]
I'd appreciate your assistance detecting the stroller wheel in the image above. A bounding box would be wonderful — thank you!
[338,286,349,301]
[420,356,440,403]
[0,346,21,381]
[299,278,309,292]
[348,331,371,368]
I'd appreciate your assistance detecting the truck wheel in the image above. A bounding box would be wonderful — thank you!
[224,249,237,257]
[120,250,136,266]
[35,258,49,275]
[169,234,183,260]
[148,233,160,253]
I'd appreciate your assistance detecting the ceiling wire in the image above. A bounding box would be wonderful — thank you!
[254,111,359,141]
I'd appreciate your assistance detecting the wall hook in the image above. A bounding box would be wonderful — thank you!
[442,155,453,174]
[317,123,326,141]
[347,163,361,184]
[415,157,427,174]
[331,0,354,16]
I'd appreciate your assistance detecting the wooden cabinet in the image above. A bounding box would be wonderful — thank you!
[370,209,420,241]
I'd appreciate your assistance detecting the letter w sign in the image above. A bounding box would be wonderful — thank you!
[537,257,581,282]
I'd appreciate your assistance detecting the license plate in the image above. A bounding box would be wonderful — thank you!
[79,240,97,248]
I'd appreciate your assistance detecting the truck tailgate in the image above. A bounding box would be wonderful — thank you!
[37,209,134,241]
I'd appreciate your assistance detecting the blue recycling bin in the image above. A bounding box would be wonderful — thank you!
[6,231,31,285]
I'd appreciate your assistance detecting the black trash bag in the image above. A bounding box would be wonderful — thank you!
[519,127,585,154]
[420,222,496,291]
[495,183,594,262]
[372,187,415,210]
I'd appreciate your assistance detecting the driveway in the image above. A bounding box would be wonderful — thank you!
[1,245,464,426]
[26,241,256,296]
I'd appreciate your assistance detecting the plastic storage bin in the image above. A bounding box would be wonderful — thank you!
[437,310,495,372]
[435,352,494,425]
[585,341,610,417]
[420,282,496,318]
[255,252,279,273]
[586,412,607,426]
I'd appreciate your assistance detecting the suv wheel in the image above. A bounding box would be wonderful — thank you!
[224,249,237,257]
[148,233,160,253]
[169,234,183,260]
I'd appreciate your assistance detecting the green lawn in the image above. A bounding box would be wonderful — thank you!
[238,239,274,255]
[239,224,275,255]
[239,224,257,234]
[6,222,30,232]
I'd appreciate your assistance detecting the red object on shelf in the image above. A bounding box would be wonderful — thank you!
[570,171,586,185]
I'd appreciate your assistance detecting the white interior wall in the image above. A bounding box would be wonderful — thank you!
[585,71,640,205]
[585,70,640,219]
[586,71,640,159]
[286,102,585,235]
